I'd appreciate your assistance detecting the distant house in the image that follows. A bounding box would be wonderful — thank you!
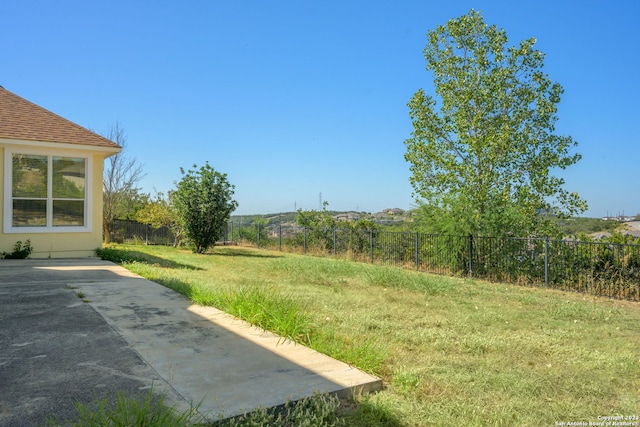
[334,212,360,222]
[382,208,405,216]
[0,86,121,257]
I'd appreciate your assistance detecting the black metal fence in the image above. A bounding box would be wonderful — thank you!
[111,219,640,301]
[234,223,640,301]
[110,219,176,246]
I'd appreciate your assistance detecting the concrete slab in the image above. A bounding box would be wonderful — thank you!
[0,259,179,427]
[0,259,381,424]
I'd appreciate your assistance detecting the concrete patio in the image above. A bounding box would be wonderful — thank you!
[0,258,381,426]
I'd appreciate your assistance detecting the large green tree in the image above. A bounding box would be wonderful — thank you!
[172,163,238,253]
[404,10,586,237]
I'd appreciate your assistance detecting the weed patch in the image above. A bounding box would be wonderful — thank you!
[47,390,204,426]
[2,239,33,259]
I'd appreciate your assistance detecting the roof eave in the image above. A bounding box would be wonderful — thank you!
[0,137,122,157]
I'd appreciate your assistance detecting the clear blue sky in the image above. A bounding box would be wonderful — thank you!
[3,0,638,217]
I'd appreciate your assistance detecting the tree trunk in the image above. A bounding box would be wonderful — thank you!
[104,221,112,244]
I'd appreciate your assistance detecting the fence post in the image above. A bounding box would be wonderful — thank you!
[369,230,374,263]
[230,222,234,244]
[278,224,282,251]
[257,223,261,248]
[545,237,549,287]
[415,232,419,270]
[468,234,474,277]
[303,227,307,255]
[145,224,149,245]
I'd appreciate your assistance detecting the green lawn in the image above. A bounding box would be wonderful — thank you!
[98,244,640,426]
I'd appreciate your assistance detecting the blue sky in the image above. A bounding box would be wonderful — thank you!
[3,0,638,217]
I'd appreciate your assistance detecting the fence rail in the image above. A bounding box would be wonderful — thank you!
[111,219,640,301]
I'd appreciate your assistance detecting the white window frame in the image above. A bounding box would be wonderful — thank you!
[3,147,92,233]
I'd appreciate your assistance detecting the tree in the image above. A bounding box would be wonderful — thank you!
[136,191,182,246]
[404,10,587,238]
[296,201,336,229]
[295,202,378,254]
[103,122,145,243]
[172,163,238,253]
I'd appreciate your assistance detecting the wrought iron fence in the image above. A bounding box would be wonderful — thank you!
[111,219,640,301]
[233,223,640,301]
[110,219,176,246]
[110,219,235,246]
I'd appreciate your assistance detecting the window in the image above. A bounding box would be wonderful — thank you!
[5,150,91,232]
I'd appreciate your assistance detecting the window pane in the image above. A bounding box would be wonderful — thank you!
[12,154,48,198]
[53,200,85,226]
[12,199,46,227]
[53,157,85,199]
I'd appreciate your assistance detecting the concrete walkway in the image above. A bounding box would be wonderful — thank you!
[0,259,381,425]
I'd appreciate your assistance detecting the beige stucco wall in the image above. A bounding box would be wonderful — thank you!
[0,147,109,258]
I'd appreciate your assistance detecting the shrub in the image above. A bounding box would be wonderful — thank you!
[173,163,238,253]
[2,240,33,259]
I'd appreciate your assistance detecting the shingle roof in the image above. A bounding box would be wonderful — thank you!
[0,86,120,149]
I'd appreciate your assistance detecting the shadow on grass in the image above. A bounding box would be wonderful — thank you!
[96,248,203,271]
[210,247,283,259]
[342,398,405,427]
[150,275,196,299]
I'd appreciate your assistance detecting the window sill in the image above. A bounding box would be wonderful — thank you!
[4,226,91,234]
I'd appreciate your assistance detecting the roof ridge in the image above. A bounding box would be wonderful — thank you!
[0,86,121,149]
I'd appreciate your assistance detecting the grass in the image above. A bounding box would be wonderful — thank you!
[97,243,640,426]
[48,389,341,427]
[47,390,204,426]
[215,391,344,427]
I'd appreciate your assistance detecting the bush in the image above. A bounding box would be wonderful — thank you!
[2,240,33,259]
[173,163,238,253]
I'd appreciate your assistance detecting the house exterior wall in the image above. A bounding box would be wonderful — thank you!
[0,145,107,258]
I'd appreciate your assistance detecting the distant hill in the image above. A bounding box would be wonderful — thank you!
[555,217,620,236]
[230,211,631,237]
[230,208,413,227]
